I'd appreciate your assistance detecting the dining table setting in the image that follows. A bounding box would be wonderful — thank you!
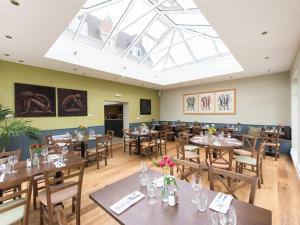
[90,164,272,225]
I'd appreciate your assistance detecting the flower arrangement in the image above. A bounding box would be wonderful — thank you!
[78,125,87,131]
[30,144,46,156]
[207,127,217,135]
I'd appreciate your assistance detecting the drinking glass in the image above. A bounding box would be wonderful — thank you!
[209,211,220,225]
[8,155,18,174]
[139,171,148,187]
[61,146,68,161]
[41,147,49,164]
[200,131,204,137]
[147,182,157,206]
[227,207,237,225]
[219,212,228,225]
[227,133,232,139]
[140,161,148,172]
[195,193,208,212]
[191,174,202,203]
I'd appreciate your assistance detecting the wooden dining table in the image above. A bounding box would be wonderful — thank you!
[129,131,158,154]
[89,170,272,225]
[189,135,243,149]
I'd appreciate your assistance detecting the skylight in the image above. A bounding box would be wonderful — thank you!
[60,0,232,72]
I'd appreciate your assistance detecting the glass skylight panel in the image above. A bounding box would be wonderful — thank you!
[83,0,111,9]
[168,13,210,26]
[169,42,193,65]
[62,13,83,39]
[176,0,198,9]
[147,48,168,65]
[186,36,217,60]
[164,57,176,70]
[146,19,169,40]
[215,40,230,55]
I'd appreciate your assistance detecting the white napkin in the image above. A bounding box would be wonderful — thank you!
[209,192,233,214]
[0,173,5,182]
[110,191,145,215]
[153,176,164,188]
[54,160,65,168]
[47,154,60,160]
[213,142,221,146]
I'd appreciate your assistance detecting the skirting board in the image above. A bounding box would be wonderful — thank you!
[290,147,300,179]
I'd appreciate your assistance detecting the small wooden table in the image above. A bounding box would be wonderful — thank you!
[130,131,158,154]
[89,170,271,225]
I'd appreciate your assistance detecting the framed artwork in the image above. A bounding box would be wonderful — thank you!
[199,92,215,114]
[15,83,56,117]
[58,88,87,116]
[183,93,199,114]
[140,99,151,115]
[215,89,236,114]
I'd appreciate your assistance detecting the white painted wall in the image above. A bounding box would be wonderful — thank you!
[291,47,300,177]
[160,72,290,126]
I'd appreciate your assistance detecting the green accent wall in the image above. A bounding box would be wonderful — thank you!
[0,60,160,130]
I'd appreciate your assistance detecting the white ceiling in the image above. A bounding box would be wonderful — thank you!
[0,0,300,90]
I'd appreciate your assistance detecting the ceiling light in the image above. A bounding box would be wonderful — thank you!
[5,35,12,39]
[18,60,24,63]
[73,68,78,71]
[229,76,233,79]
[4,53,10,56]
[10,0,19,6]
[265,56,270,59]
[261,31,268,35]
[82,72,85,75]
[267,69,272,72]
[73,51,77,55]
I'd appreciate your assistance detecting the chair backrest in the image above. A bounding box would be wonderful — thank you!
[0,176,33,225]
[261,131,280,146]
[178,131,189,144]
[96,135,109,151]
[175,138,185,160]
[192,126,201,135]
[107,130,114,144]
[256,142,267,166]
[43,161,85,223]
[122,129,131,139]
[242,134,258,156]
[159,130,167,141]
[55,205,68,225]
[207,147,233,169]
[219,128,233,137]
[0,149,21,164]
[54,139,72,152]
[44,135,55,145]
[208,166,258,204]
[171,158,202,181]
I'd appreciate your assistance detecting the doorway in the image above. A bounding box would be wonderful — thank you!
[104,101,129,138]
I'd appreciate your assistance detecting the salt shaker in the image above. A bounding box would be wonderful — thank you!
[173,188,178,205]
[168,191,175,207]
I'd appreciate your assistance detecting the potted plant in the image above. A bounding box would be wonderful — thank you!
[0,104,41,152]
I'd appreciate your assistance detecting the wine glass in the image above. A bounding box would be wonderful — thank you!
[191,174,202,203]
[41,147,49,164]
[8,155,18,174]
[219,212,228,225]
[61,146,68,161]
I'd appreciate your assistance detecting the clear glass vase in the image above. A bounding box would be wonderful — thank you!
[162,184,169,203]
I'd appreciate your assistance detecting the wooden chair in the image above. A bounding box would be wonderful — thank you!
[0,149,21,164]
[219,128,234,138]
[140,132,158,160]
[157,130,167,156]
[171,158,204,181]
[85,135,108,169]
[207,146,233,171]
[122,129,136,155]
[0,176,33,225]
[55,205,68,225]
[234,134,257,157]
[209,166,258,204]
[178,131,200,155]
[175,138,200,165]
[163,125,174,141]
[39,161,85,225]
[235,142,266,188]
[107,130,114,158]
[44,135,57,153]
[261,131,280,161]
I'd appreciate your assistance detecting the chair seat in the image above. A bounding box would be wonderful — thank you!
[265,142,280,147]
[206,159,230,169]
[0,198,25,225]
[140,142,156,147]
[38,181,78,205]
[157,139,166,144]
[235,156,257,166]
[184,145,199,152]
[86,148,105,154]
[234,149,252,156]
[97,143,111,148]
[125,138,136,143]
[185,151,199,159]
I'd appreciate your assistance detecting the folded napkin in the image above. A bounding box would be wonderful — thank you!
[0,173,5,182]
[54,160,66,168]
[153,176,164,188]
[47,154,60,160]
[213,142,221,146]
[209,192,233,214]
[110,191,145,215]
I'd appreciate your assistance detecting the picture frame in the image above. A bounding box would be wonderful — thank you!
[214,89,236,114]
[140,99,151,115]
[183,93,199,114]
[57,88,87,116]
[14,83,56,117]
[199,92,215,114]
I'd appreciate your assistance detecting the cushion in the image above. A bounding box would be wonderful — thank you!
[0,198,25,225]
[38,181,78,205]
[234,149,252,156]
[184,145,199,152]
[235,156,257,166]
[247,126,262,137]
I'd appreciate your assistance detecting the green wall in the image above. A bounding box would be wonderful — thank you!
[0,61,160,130]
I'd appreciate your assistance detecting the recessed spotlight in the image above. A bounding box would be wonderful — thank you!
[10,0,20,6]
[261,31,268,35]
[18,60,24,63]
[153,75,157,78]
[4,53,10,56]
[5,35,12,39]
[82,72,85,75]
[73,51,77,55]
[229,76,233,79]
[122,66,127,70]
[114,77,118,80]
[265,56,270,59]
[73,68,78,71]
[267,69,272,72]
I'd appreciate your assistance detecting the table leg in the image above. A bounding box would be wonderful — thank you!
[134,136,141,155]
[81,141,85,158]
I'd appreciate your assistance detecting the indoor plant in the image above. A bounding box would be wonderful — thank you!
[0,104,41,152]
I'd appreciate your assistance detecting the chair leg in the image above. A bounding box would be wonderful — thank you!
[40,202,44,225]
[105,149,108,166]
[96,153,100,170]
[76,197,81,225]
[257,168,261,189]
[33,181,38,210]
[72,197,76,213]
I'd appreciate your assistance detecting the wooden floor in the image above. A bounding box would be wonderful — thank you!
[26,141,300,225]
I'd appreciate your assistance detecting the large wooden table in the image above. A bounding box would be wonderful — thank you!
[89,170,271,225]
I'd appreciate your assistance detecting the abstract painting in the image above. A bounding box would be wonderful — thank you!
[199,92,215,114]
[15,83,56,117]
[58,88,87,116]
[215,89,236,114]
[140,99,151,115]
[183,94,199,114]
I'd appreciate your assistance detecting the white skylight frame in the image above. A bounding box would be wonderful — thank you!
[46,0,243,85]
